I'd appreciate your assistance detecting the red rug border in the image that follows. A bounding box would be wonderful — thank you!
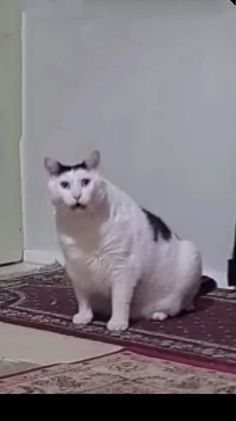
[127,345,236,375]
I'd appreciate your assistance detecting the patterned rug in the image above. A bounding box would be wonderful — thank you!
[1,350,236,394]
[0,264,236,374]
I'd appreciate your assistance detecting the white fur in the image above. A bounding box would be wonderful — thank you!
[45,152,202,331]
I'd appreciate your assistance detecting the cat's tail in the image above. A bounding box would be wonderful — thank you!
[198,275,217,296]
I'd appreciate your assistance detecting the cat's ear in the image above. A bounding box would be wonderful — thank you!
[85,150,101,170]
[44,157,61,176]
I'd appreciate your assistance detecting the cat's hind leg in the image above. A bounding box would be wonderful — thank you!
[151,301,194,321]
[151,311,168,321]
[150,296,183,322]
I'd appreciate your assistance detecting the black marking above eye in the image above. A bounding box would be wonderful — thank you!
[57,161,87,175]
[60,181,70,189]
[81,178,90,187]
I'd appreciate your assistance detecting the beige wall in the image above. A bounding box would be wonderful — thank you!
[21,0,236,284]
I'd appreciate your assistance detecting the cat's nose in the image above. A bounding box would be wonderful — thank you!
[73,194,81,202]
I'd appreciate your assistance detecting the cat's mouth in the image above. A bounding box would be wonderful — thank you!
[70,203,86,211]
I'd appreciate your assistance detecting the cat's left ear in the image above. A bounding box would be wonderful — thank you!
[85,150,101,170]
[44,157,61,176]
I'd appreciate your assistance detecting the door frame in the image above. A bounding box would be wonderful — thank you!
[0,0,23,265]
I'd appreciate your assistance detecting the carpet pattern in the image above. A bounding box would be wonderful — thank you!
[0,264,236,372]
[1,350,236,394]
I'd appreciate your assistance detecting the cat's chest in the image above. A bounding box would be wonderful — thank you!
[57,210,130,280]
[59,230,119,275]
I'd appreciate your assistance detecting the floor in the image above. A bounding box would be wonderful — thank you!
[2,348,236,394]
[0,322,121,367]
[0,262,41,277]
[1,262,236,393]
[0,262,122,378]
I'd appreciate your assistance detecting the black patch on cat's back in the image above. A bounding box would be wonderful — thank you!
[57,161,87,175]
[142,208,172,242]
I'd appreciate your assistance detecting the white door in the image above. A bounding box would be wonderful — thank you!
[0,0,22,264]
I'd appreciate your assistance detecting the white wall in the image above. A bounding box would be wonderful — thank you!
[21,0,236,285]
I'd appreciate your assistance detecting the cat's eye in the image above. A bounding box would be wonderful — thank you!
[60,181,70,189]
[81,178,90,187]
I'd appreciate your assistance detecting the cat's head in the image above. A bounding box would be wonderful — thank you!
[44,151,105,211]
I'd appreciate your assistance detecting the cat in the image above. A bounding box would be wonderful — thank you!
[44,150,202,331]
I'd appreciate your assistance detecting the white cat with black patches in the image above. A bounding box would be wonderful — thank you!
[45,151,202,331]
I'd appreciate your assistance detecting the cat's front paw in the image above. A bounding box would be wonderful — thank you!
[107,317,129,332]
[72,310,93,325]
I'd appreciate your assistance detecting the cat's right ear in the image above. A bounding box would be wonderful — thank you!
[44,157,61,176]
[85,150,101,170]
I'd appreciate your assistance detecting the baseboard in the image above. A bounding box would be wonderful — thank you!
[24,249,65,266]
[24,249,228,289]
